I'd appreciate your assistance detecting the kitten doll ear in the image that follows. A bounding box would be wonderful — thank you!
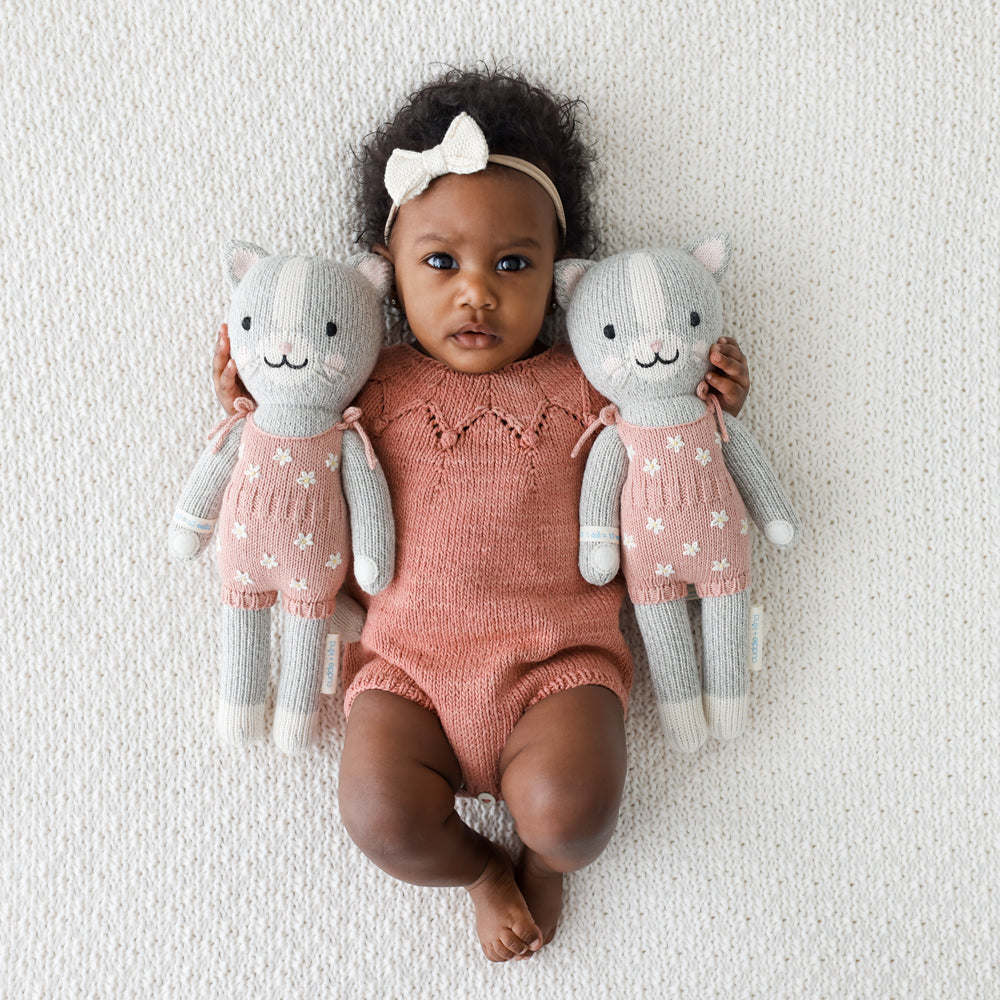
[223,240,270,287]
[553,258,596,309]
[346,252,394,299]
[683,233,733,282]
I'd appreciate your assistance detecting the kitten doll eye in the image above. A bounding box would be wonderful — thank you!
[603,324,616,340]
[326,322,338,337]
[242,316,251,330]
[690,312,700,327]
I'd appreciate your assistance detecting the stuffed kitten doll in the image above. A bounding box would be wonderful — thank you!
[168,241,395,753]
[557,235,801,752]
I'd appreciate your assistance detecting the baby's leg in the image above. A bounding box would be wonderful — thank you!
[338,690,543,962]
[700,590,750,740]
[634,600,707,752]
[217,606,269,745]
[499,685,627,946]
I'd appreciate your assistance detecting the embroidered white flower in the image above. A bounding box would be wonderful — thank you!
[273,448,292,466]
[655,563,675,578]
[643,457,661,477]
[715,431,723,446]
[234,570,253,586]
[683,541,701,557]
[711,510,730,530]
[293,533,314,551]
[665,436,684,452]
[326,552,343,570]
[712,558,731,572]
[244,464,261,481]
[695,448,712,466]
[626,445,637,461]
[326,453,340,473]
[741,519,749,535]
[289,578,309,592]
[231,522,248,540]
[623,534,637,549]
[646,516,666,535]
[260,553,278,569]
[297,470,317,490]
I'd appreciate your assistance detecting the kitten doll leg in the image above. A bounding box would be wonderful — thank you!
[700,590,750,741]
[217,606,270,745]
[273,616,328,754]
[633,601,707,753]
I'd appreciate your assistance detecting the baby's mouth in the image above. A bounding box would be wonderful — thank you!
[450,328,499,349]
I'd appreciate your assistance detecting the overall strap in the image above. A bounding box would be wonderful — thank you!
[570,404,619,459]
[207,397,256,454]
[336,406,379,470]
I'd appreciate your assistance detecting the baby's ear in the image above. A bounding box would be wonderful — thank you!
[683,233,733,282]
[224,240,270,287]
[346,252,394,299]
[553,258,596,309]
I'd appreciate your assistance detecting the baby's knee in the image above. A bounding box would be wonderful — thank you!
[509,774,622,870]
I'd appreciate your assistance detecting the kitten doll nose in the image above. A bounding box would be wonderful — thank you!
[279,341,294,355]
[649,340,663,353]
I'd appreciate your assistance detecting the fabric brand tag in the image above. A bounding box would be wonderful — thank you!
[173,508,217,535]
[748,605,766,672]
[322,633,341,695]
[580,526,621,544]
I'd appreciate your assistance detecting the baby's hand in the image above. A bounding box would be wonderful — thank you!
[213,324,253,416]
[698,336,749,417]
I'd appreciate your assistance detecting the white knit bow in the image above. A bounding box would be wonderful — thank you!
[384,113,489,207]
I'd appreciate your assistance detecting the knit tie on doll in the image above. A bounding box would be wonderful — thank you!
[208,398,379,469]
[570,395,730,459]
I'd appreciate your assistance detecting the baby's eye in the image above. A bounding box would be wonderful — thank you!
[603,324,616,340]
[425,253,457,270]
[497,255,529,272]
[690,311,701,327]
[326,322,337,337]
[242,316,251,331]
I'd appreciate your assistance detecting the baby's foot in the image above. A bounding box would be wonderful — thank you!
[465,844,544,962]
[515,849,564,949]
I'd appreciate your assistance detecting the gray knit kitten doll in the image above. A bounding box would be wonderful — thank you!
[556,235,801,752]
[169,242,395,753]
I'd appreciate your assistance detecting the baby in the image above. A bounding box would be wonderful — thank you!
[213,67,749,961]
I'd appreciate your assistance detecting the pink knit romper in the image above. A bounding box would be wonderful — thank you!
[616,404,750,605]
[342,344,633,799]
[216,415,350,619]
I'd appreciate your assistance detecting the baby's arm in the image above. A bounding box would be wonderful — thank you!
[341,430,395,594]
[213,324,253,415]
[698,337,749,417]
[579,424,628,585]
[721,416,801,548]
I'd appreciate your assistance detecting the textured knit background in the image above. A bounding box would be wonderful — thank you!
[3,2,998,998]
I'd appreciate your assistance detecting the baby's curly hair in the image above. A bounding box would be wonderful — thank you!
[353,65,599,258]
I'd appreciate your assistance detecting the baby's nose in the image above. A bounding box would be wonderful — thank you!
[649,340,663,353]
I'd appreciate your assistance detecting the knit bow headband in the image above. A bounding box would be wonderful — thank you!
[382,112,567,242]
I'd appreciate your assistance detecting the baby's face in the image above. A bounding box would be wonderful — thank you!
[378,167,559,374]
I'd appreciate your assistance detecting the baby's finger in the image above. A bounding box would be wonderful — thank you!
[212,324,231,383]
[704,373,743,409]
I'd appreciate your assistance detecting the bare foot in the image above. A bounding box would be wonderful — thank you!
[465,844,544,962]
[515,848,564,949]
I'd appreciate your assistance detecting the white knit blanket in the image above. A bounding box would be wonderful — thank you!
[3,2,997,997]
